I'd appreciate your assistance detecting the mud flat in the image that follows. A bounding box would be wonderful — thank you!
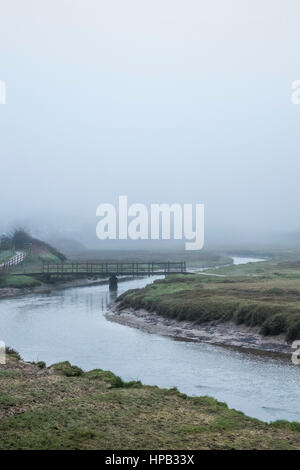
[106,302,292,356]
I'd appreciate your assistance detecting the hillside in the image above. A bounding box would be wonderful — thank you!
[0,230,67,289]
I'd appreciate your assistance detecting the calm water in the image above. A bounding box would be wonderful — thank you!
[0,257,299,423]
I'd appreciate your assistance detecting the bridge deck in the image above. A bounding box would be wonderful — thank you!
[11,262,186,276]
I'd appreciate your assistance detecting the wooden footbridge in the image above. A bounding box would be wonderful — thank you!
[10,261,187,287]
[41,262,186,276]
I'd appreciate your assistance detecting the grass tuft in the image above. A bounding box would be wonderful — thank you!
[51,361,83,377]
[84,369,142,388]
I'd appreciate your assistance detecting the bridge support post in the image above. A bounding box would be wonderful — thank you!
[109,274,118,290]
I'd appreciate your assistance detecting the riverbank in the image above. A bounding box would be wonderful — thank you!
[111,257,300,355]
[0,275,135,300]
[106,302,291,355]
[0,246,237,299]
[1,349,300,450]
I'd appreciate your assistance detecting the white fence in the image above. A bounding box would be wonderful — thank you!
[0,252,26,272]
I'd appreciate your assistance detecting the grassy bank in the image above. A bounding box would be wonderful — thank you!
[0,248,65,289]
[118,258,300,342]
[1,350,300,449]
[0,275,41,289]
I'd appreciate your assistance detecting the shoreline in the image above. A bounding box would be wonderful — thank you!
[106,302,292,357]
[0,275,136,300]
[0,256,244,301]
[0,256,238,301]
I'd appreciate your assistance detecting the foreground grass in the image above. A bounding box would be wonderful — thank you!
[118,258,300,342]
[0,352,300,450]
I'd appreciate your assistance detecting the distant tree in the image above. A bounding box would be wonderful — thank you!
[10,229,33,249]
[0,234,13,250]
[10,228,67,261]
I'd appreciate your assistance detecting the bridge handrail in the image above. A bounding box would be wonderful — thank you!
[40,261,186,275]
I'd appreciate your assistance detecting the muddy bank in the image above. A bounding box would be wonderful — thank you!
[106,302,292,356]
[0,276,135,300]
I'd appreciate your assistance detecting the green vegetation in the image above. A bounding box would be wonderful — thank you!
[118,257,300,342]
[0,353,300,449]
[0,229,67,289]
[5,347,21,361]
[24,252,64,266]
[51,361,84,377]
[0,229,66,261]
[0,250,15,263]
[0,275,41,289]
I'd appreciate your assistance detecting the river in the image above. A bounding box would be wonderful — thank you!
[0,256,299,423]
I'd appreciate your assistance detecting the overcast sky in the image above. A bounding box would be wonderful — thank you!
[0,0,299,246]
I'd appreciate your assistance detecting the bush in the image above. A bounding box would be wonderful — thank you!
[36,361,46,369]
[286,320,300,342]
[11,229,33,249]
[84,369,142,388]
[260,314,287,336]
[51,361,83,377]
[6,347,21,360]
[0,236,13,250]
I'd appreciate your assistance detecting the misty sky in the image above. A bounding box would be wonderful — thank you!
[0,0,299,246]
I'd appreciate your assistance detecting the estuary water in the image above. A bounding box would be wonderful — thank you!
[0,256,299,423]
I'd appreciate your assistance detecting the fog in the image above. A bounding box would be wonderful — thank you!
[0,0,299,248]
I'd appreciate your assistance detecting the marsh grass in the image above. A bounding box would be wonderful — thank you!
[0,275,41,288]
[118,261,300,341]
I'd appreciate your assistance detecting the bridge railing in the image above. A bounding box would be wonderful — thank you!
[40,262,186,276]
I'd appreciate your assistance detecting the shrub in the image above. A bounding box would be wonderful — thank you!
[84,369,142,388]
[260,314,287,336]
[286,319,300,342]
[51,361,83,377]
[36,361,46,369]
[5,347,21,361]
[0,235,13,250]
